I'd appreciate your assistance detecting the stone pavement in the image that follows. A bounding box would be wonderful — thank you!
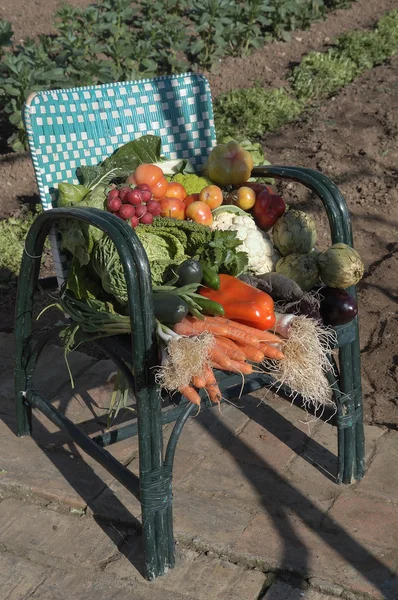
[1,332,398,600]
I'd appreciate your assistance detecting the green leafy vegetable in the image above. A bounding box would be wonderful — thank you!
[58,183,89,207]
[59,185,107,265]
[60,222,91,266]
[66,258,102,300]
[197,230,248,277]
[89,216,246,304]
[77,135,164,192]
[139,217,212,257]
[91,227,188,303]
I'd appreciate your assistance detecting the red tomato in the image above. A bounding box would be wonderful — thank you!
[186,201,213,226]
[184,193,199,208]
[159,197,186,220]
[199,185,223,210]
[166,181,187,201]
[152,177,168,199]
[134,164,164,187]
[252,189,286,231]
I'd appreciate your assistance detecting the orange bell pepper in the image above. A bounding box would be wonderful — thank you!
[200,274,276,330]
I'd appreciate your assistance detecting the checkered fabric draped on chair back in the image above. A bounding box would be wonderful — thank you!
[23,73,217,282]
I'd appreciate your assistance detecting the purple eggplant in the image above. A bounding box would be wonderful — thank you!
[319,287,358,326]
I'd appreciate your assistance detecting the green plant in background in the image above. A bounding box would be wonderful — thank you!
[0,206,46,278]
[187,0,231,69]
[216,1,274,57]
[0,0,360,152]
[135,0,190,73]
[335,11,398,71]
[214,87,302,139]
[377,9,398,50]
[337,9,398,70]
[290,50,358,101]
[0,39,69,150]
[270,0,323,41]
[290,8,398,102]
[214,8,398,140]
[0,19,13,55]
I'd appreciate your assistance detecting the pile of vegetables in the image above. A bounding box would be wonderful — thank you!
[48,134,365,421]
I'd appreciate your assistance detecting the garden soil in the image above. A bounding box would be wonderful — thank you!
[0,0,397,428]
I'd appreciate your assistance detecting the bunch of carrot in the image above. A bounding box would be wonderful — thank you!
[173,316,285,406]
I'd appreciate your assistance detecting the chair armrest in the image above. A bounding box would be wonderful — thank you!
[15,206,157,403]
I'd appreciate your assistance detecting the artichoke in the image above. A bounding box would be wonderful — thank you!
[276,252,320,291]
[272,209,317,256]
[317,243,364,288]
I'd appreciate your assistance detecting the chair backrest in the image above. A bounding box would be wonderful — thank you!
[23,72,217,281]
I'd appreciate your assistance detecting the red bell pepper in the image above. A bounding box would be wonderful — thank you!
[252,188,286,231]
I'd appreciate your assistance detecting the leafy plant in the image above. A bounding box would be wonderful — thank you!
[0,31,69,150]
[0,0,382,152]
[290,49,358,101]
[0,206,45,277]
[0,19,13,53]
[214,87,302,139]
[188,0,232,69]
[337,31,391,71]
[270,0,324,40]
[219,1,273,58]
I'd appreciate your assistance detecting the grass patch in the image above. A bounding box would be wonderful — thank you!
[290,9,398,100]
[290,50,358,101]
[0,206,43,277]
[215,9,398,139]
[214,88,302,140]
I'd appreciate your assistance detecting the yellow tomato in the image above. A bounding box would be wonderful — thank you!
[229,186,256,211]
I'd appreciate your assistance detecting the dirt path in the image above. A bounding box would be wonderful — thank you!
[0,0,91,42]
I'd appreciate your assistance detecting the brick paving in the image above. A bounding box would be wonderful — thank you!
[1,333,398,599]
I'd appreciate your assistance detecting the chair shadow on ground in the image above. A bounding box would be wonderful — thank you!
[198,401,398,599]
[2,379,398,597]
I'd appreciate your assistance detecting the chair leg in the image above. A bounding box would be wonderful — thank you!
[15,387,32,437]
[14,268,36,438]
[137,384,175,580]
[336,330,365,484]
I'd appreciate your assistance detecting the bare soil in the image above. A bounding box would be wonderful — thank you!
[207,0,398,96]
[0,0,397,427]
[263,59,398,428]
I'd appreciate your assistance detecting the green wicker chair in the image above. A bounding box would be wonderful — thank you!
[15,72,365,581]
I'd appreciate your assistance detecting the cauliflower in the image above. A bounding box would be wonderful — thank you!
[171,173,213,195]
[211,210,277,275]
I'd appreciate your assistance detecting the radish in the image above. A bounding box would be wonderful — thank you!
[107,188,120,200]
[137,183,151,192]
[135,204,148,218]
[140,189,152,202]
[119,187,131,202]
[126,189,142,206]
[107,196,122,212]
[119,204,136,219]
[140,212,154,225]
